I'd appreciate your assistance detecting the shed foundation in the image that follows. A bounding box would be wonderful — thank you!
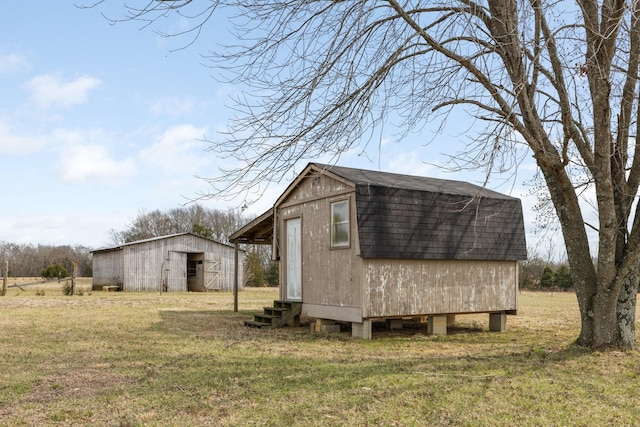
[489,312,507,332]
[427,315,448,336]
[385,318,403,330]
[352,320,372,339]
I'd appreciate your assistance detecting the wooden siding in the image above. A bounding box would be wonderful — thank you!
[92,249,124,288]
[278,170,353,206]
[166,251,187,292]
[123,245,165,292]
[93,233,242,292]
[363,259,518,318]
[278,173,361,308]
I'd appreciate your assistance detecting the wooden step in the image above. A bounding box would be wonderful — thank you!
[274,300,302,310]
[244,300,303,329]
[263,307,287,317]
[253,314,278,324]
[244,320,271,328]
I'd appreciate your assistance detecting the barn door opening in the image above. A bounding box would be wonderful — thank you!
[285,217,302,301]
[187,253,203,292]
[186,253,221,291]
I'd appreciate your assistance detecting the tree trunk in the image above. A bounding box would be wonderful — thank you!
[575,282,637,350]
[616,275,638,349]
[590,291,620,348]
[574,283,595,347]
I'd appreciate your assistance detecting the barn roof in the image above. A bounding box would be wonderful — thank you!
[91,232,238,254]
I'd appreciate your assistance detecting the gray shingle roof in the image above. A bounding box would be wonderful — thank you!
[314,164,527,261]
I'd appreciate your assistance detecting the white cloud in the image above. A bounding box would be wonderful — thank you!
[149,96,199,117]
[51,127,97,146]
[25,74,101,109]
[58,143,135,185]
[0,52,28,73]
[140,124,209,172]
[384,150,440,178]
[0,119,45,154]
[0,212,125,247]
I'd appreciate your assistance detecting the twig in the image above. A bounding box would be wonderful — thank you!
[412,372,501,380]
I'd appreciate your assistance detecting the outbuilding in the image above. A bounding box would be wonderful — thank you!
[234,163,526,338]
[92,233,243,292]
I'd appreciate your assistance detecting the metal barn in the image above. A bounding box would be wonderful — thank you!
[235,163,527,338]
[92,233,243,292]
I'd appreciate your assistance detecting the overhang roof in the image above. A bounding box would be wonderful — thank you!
[229,209,274,245]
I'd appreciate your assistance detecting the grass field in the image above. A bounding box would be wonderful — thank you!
[1,285,639,426]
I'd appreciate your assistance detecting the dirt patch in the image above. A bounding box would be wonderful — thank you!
[30,369,128,402]
[0,368,133,424]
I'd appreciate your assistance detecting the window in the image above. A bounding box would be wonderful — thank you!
[187,260,202,277]
[331,200,350,247]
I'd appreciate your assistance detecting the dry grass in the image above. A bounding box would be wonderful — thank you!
[1,287,639,426]
[3,277,94,297]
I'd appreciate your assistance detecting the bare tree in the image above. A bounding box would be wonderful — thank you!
[0,242,93,277]
[109,205,246,244]
[98,0,640,349]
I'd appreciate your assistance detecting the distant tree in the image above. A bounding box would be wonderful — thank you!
[110,205,246,245]
[0,242,92,277]
[518,246,549,289]
[540,267,555,290]
[41,263,69,280]
[265,260,279,287]
[244,249,266,287]
[191,223,214,239]
[555,266,573,291]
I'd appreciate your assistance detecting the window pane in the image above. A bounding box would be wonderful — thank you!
[333,202,348,222]
[333,223,349,244]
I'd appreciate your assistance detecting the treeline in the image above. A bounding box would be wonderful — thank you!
[109,204,245,245]
[1,205,277,286]
[6,206,567,291]
[519,248,573,290]
[0,242,93,277]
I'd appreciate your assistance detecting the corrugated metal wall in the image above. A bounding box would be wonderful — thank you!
[92,249,124,288]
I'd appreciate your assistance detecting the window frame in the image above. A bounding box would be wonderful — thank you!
[330,199,350,248]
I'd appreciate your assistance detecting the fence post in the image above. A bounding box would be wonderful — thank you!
[1,260,7,296]
[71,261,77,295]
[233,242,239,313]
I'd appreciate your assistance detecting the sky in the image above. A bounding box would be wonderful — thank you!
[0,2,566,256]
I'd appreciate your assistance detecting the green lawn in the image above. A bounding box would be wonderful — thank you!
[1,287,639,426]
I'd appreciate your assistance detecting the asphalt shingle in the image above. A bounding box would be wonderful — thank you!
[315,164,527,261]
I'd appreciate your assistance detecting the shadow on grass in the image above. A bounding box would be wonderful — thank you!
[153,309,592,363]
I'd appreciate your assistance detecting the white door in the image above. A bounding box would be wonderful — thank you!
[286,217,302,300]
